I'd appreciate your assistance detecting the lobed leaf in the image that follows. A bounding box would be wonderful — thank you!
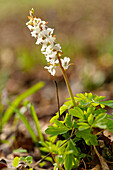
[69,107,84,119]
[45,126,69,137]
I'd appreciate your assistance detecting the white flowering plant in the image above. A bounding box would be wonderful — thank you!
[26,8,70,76]
[13,8,113,170]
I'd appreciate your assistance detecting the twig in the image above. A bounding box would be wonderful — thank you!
[82,159,87,170]
[54,81,60,118]
[93,146,109,170]
[32,152,51,168]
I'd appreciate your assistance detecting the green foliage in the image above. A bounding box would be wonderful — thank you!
[30,103,44,142]
[1,81,44,128]
[20,156,32,166]
[13,148,27,153]
[1,82,45,148]
[12,102,44,145]
[45,92,113,169]
[12,106,38,144]
[10,92,113,169]
[5,81,113,170]
[13,156,33,170]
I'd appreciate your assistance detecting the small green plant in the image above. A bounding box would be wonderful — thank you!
[20,156,33,168]
[43,93,113,169]
[13,156,33,170]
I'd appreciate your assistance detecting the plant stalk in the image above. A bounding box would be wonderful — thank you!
[57,54,76,107]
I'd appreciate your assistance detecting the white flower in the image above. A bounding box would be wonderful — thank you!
[41,43,48,52]
[33,18,41,26]
[26,9,71,76]
[52,43,61,51]
[50,58,59,65]
[44,65,56,76]
[36,37,44,45]
[40,28,54,37]
[45,53,57,62]
[42,45,53,55]
[27,25,34,30]
[47,35,56,45]
[61,57,70,70]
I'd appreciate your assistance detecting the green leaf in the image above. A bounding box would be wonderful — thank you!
[39,161,46,168]
[64,100,74,108]
[88,114,94,125]
[72,120,78,129]
[27,160,32,164]
[69,139,79,156]
[45,126,69,137]
[77,123,90,131]
[92,113,107,129]
[92,122,107,129]
[94,113,107,123]
[13,107,38,144]
[20,157,26,161]
[93,108,106,116]
[76,130,98,145]
[13,148,27,153]
[54,120,67,128]
[25,156,32,162]
[65,114,72,128]
[100,118,113,132]
[13,157,19,168]
[69,107,84,119]
[30,103,44,142]
[86,105,95,118]
[100,100,113,108]
[1,81,44,127]
[64,141,73,170]
[50,105,68,124]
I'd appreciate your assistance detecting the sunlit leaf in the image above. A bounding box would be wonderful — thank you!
[69,107,84,119]
[13,157,19,168]
[45,126,69,137]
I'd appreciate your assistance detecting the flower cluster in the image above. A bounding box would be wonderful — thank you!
[26,9,70,76]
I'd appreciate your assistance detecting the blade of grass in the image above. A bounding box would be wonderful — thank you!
[30,103,44,142]
[1,81,44,127]
[12,105,39,145]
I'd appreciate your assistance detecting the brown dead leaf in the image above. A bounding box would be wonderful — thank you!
[103,130,113,142]
[0,159,7,169]
[91,164,101,170]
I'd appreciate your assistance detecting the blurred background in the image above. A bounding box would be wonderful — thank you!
[1,0,113,116]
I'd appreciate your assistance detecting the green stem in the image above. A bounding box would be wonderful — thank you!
[57,54,76,107]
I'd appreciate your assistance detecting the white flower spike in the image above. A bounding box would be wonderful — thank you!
[26,8,71,76]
